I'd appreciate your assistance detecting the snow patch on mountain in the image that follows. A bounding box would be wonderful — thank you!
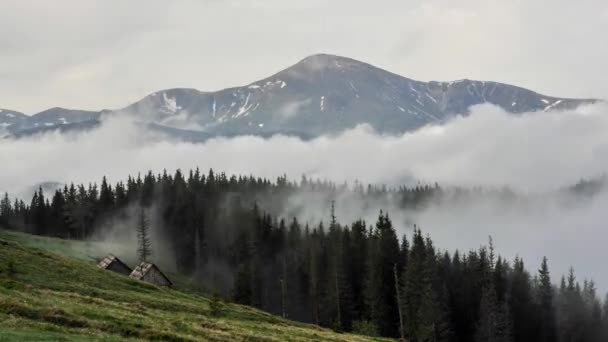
[544,100,563,112]
[235,93,254,118]
[162,93,181,114]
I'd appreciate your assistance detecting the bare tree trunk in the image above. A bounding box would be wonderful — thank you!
[394,263,405,341]
[280,278,287,318]
[281,255,288,318]
[334,268,342,329]
[194,227,200,270]
[310,251,319,325]
[312,283,319,325]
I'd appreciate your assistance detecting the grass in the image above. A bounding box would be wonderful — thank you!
[0,229,390,341]
[0,229,207,295]
[0,229,104,262]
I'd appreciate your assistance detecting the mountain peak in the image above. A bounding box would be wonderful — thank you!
[34,107,96,116]
[292,53,370,72]
[4,54,597,140]
[300,53,354,62]
[40,107,68,113]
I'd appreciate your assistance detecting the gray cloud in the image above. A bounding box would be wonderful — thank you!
[410,189,608,294]
[1,0,607,113]
[2,104,608,290]
[2,103,608,196]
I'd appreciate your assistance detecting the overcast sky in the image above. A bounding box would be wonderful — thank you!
[1,0,607,114]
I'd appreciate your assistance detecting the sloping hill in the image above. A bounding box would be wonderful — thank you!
[0,230,387,341]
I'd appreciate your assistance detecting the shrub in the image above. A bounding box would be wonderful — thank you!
[351,320,379,337]
[209,292,223,317]
[7,260,17,278]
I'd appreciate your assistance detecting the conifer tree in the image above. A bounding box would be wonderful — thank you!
[99,176,114,211]
[537,257,557,342]
[475,284,512,342]
[49,190,66,237]
[601,294,608,340]
[0,192,12,226]
[509,257,538,342]
[403,228,427,340]
[474,238,512,342]
[136,206,152,263]
[370,212,400,337]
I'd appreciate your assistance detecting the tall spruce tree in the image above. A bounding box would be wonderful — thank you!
[509,257,538,342]
[136,206,152,262]
[0,192,12,226]
[402,228,451,342]
[475,284,512,342]
[474,239,512,342]
[370,212,400,337]
[537,257,557,342]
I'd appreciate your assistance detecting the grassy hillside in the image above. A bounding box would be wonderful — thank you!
[0,229,107,263]
[0,229,389,341]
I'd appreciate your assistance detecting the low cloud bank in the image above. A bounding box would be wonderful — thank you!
[2,102,608,289]
[2,103,608,196]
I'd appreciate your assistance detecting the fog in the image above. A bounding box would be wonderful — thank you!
[412,190,608,292]
[2,103,608,290]
[87,203,177,272]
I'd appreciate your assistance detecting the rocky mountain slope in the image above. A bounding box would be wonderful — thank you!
[2,54,597,139]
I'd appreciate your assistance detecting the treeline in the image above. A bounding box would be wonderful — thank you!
[1,169,607,341]
[0,168,439,247]
[230,211,608,341]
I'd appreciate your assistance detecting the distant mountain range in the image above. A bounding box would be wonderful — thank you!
[1,54,598,140]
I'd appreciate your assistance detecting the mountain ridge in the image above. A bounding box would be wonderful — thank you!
[2,54,598,139]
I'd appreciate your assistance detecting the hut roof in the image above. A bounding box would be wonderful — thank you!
[129,262,173,287]
[97,254,133,276]
[97,254,130,271]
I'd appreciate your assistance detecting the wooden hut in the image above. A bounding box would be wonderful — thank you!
[129,262,172,287]
[97,254,132,276]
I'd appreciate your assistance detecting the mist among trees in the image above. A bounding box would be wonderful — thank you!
[1,169,607,341]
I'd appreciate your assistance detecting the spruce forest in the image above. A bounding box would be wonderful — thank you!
[1,168,607,341]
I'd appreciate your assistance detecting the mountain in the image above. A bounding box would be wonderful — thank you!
[0,109,27,131]
[2,54,597,139]
[5,107,101,134]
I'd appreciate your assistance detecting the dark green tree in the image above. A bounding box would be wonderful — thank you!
[369,212,400,337]
[136,207,152,262]
[537,257,557,342]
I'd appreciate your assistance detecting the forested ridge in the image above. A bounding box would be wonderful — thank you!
[1,168,608,341]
